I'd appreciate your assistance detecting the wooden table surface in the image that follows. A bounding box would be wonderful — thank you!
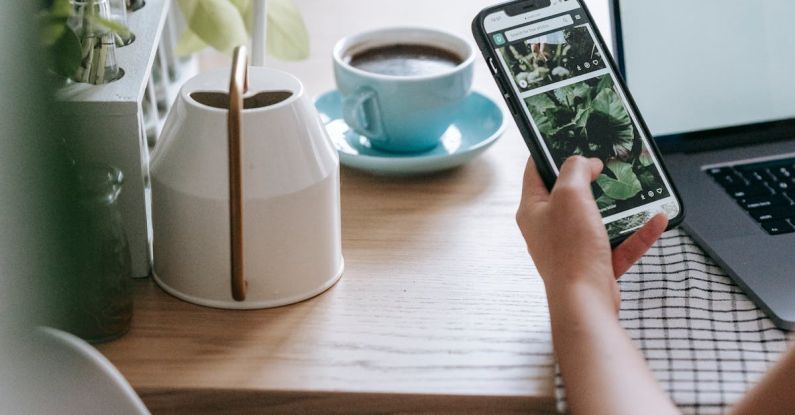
[98,1,611,413]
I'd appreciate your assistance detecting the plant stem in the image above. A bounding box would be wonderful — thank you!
[79,36,96,83]
[95,38,109,83]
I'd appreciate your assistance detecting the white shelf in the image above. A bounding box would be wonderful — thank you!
[56,0,174,278]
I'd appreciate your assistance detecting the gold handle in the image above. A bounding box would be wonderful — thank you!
[228,45,249,302]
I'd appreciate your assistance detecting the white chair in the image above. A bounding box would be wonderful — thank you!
[0,327,149,415]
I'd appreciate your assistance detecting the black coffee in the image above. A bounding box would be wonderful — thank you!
[349,44,463,77]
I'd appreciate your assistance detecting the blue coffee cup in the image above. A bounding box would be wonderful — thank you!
[333,27,475,153]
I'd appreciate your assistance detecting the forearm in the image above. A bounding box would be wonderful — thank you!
[728,344,795,415]
[546,281,679,415]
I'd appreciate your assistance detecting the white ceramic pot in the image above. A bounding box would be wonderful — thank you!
[150,47,343,309]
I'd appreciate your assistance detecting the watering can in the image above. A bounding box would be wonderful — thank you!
[150,45,343,309]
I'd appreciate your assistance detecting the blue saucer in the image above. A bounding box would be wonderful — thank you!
[314,90,505,175]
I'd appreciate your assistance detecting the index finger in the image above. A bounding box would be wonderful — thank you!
[556,156,603,192]
[521,156,550,205]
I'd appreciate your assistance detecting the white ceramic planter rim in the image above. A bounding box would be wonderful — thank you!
[152,259,345,310]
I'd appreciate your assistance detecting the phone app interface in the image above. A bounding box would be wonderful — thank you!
[484,0,680,238]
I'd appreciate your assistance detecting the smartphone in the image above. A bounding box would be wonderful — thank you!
[472,0,684,244]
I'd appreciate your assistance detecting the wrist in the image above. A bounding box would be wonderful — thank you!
[544,274,618,314]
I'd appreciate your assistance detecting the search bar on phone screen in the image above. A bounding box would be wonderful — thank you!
[505,15,574,42]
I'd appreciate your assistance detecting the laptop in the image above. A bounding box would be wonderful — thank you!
[611,0,795,329]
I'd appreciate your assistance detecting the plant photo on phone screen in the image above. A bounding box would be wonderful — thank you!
[524,74,671,215]
[498,26,604,91]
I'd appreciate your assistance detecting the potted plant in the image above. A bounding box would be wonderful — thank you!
[40,0,133,84]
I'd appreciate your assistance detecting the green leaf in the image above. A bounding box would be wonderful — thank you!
[572,106,592,130]
[589,82,635,160]
[175,29,209,57]
[228,0,252,14]
[596,194,616,210]
[637,168,659,189]
[228,0,254,32]
[525,93,557,135]
[38,0,72,45]
[596,74,614,94]
[596,160,642,200]
[40,16,68,46]
[559,81,590,106]
[592,87,630,127]
[49,0,73,18]
[639,151,654,167]
[48,26,82,78]
[178,0,249,54]
[266,0,309,60]
[527,93,557,114]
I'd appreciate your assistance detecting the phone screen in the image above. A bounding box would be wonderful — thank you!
[482,0,681,239]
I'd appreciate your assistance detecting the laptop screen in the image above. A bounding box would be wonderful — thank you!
[615,1,795,138]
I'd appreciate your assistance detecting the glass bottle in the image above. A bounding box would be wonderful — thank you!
[108,0,135,46]
[67,164,133,343]
[68,0,124,84]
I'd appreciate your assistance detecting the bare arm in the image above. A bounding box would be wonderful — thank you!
[516,156,679,415]
[728,345,795,415]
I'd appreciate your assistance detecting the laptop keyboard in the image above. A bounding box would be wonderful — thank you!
[707,156,795,235]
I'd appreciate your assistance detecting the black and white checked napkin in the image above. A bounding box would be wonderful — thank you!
[555,229,792,414]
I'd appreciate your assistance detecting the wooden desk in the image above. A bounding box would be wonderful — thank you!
[96,0,619,412]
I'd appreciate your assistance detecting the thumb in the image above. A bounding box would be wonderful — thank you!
[612,214,668,278]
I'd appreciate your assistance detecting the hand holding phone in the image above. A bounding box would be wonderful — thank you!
[518,155,669,307]
[472,0,684,243]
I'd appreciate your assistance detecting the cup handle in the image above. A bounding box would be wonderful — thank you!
[227,45,248,302]
[342,88,386,144]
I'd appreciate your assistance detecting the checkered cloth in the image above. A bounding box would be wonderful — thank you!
[555,228,792,414]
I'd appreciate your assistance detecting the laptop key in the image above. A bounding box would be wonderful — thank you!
[762,168,779,183]
[750,206,795,222]
[714,173,741,188]
[743,171,767,184]
[761,220,795,235]
[742,195,791,210]
[707,167,730,176]
[708,167,750,187]
[725,186,773,199]
[775,167,793,181]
